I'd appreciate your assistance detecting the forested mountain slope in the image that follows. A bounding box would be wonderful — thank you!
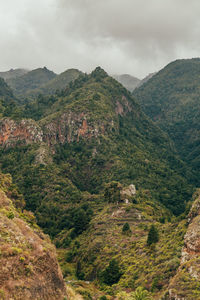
[32,68,82,96]
[0,77,21,118]
[133,58,200,183]
[7,67,56,97]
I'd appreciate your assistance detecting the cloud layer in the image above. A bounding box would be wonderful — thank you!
[1,0,200,77]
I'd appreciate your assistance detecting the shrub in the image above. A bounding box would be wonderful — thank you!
[7,210,15,219]
[101,259,122,285]
[131,287,151,299]
[104,181,122,203]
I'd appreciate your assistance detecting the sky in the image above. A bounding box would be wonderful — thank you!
[1,0,200,78]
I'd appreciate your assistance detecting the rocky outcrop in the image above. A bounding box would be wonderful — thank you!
[0,118,43,147]
[168,190,200,300]
[0,93,133,149]
[120,184,136,203]
[42,112,107,146]
[0,185,67,300]
[121,184,136,198]
[115,96,132,116]
[0,114,110,148]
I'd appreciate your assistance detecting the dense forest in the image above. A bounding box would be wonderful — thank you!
[134,58,200,184]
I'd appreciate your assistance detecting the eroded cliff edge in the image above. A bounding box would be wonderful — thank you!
[168,190,200,300]
[0,173,67,300]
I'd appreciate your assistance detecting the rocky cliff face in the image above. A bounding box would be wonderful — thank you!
[168,190,200,300]
[0,173,67,300]
[42,112,108,146]
[0,118,43,147]
[0,114,108,148]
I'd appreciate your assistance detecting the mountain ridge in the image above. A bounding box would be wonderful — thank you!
[133,58,200,186]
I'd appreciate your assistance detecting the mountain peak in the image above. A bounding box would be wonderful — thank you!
[91,66,108,79]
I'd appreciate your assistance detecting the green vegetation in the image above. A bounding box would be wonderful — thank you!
[0,78,21,118]
[0,65,199,298]
[134,58,200,186]
[31,68,82,96]
[99,296,107,300]
[101,259,122,285]
[104,181,122,203]
[122,222,131,233]
[7,67,56,98]
[147,225,159,246]
[60,194,186,298]
[0,68,193,244]
[131,287,151,300]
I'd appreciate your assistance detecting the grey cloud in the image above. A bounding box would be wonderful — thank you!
[1,0,200,77]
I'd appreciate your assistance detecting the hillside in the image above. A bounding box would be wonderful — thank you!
[7,67,56,97]
[0,77,20,118]
[0,67,193,239]
[112,74,141,92]
[137,72,157,88]
[59,188,186,299]
[133,58,200,184]
[0,68,28,80]
[58,188,200,299]
[0,171,67,299]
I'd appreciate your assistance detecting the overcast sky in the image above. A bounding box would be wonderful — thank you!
[1,0,200,78]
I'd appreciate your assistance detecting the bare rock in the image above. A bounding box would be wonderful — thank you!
[121,184,136,198]
[0,188,67,300]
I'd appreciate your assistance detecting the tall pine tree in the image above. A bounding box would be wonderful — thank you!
[147,224,159,246]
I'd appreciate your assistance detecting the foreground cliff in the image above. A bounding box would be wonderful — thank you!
[168,190,200,299]
[0,173,67,300]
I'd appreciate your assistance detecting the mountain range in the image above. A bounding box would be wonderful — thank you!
[0,59,200,299]
[0,67,154,100]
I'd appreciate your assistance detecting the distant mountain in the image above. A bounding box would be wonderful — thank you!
[30,68,82,96]
[0,68,28,80]
[112,74,141,91]
[133,58,200,184]
[7,67,56,97]
[137,72,157,88]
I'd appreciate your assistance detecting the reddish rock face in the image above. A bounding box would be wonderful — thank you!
[184,215,200,256]
[0,118,43,147]
[0,95,131,149]
[43,112,109,146]
[0,189,67,300]
[0,113,111,149]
